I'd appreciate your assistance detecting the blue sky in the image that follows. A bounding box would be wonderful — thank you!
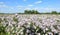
[0,0,60,13]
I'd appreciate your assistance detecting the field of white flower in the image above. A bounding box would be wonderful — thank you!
[0,14,60,35]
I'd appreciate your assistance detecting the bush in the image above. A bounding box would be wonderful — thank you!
[51,11,57,14]
[0,23,10,35]
[24,10,40,14]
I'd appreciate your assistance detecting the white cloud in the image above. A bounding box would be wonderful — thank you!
[0,2,7,8]
[0,2,4,4]
[38,7,60,12]
[28,4,34,7]
[17,5,23,8]
[24,7,31,10]
[16,5,25,10]
[35,1,42,4]
[0,4,7,8]
[33,8,39,10]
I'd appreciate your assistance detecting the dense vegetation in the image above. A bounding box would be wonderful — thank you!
[0,10,60,35]
[24,10,60,14]
[0,13,59,35]
[24,10,40,14]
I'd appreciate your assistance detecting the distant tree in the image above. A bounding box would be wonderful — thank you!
[51,11,57,14]
[24,10,31,14]
[31,10,39,14]
[24,10,40,14]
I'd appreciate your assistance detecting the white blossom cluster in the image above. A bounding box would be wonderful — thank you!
[0,14,60,35]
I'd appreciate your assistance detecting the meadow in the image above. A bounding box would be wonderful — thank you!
[0,13,60,35]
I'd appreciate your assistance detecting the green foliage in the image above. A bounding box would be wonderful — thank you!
[53,25,58,29]
[51,11,57,14]
[21,22,52,35]
[4,18,8,22]
[24,10,40,14]
[13,17,18,23]
[0,23,10,35]
[0,18,2,23]
[24,10,60,14]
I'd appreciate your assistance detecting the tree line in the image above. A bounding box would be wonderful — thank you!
[0,10,60,14]
[22,10,60,14]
